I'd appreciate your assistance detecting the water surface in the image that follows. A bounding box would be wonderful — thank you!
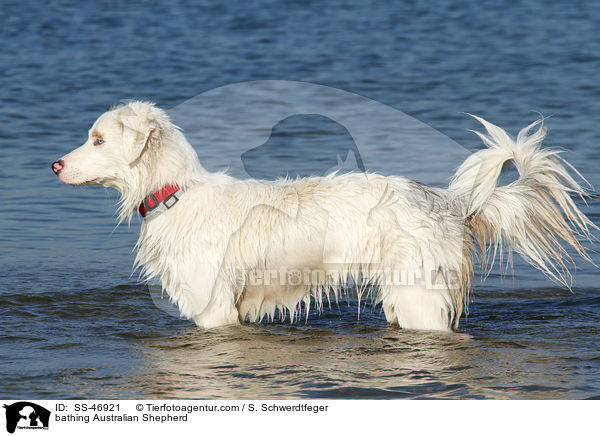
[1,0,599,399]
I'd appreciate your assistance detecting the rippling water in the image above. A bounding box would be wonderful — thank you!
[1,0,599,399]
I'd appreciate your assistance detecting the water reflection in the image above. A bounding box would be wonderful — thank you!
[129,314,484,399]
[116,297,594,400]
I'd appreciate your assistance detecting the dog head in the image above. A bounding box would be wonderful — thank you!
[52,101,168,187]
[52,101,203,221]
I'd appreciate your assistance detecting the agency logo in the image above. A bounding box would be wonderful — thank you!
[3,402,50,434]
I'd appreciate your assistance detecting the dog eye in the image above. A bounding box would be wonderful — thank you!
[93,137,104,146]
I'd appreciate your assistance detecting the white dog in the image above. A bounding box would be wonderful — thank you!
[52,101,596,331]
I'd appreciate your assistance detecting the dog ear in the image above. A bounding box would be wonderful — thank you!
[125,123,158,164]
[119,105,161,164]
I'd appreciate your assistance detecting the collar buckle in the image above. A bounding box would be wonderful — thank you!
[139,184,182,218]
[163,192,179,209]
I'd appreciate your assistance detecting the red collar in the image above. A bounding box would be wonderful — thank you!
[138,184,182,218]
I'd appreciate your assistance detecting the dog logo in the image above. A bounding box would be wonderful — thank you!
[3,402,50,434]
[241,114,366,180]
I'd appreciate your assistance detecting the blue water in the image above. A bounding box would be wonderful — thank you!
[1,0,599,399]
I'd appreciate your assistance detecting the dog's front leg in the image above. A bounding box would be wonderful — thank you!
[193,301,240,329]
[188,275,240,329]
[169,260,241,329]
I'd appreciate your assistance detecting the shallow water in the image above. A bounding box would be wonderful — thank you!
[1,0,600,399]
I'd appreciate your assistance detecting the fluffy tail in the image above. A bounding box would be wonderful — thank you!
[450,115,597,286]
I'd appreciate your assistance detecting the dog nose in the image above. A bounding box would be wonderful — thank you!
[52,160,64,174]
